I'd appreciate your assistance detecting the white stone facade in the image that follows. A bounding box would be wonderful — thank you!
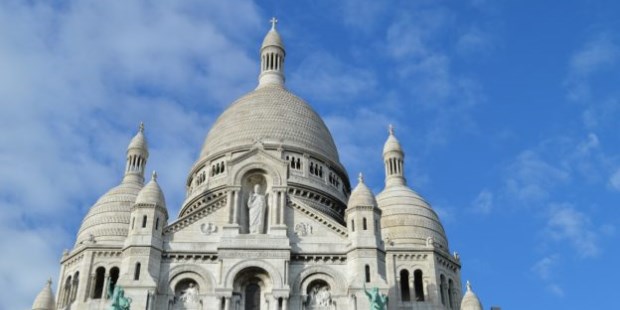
[39,21,481,310]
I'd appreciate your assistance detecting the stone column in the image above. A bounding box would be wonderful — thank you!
[102,274,110,299]
[282,297,288,310]
[224,296,231,310]
[279,191,286,224]
[227,190,234,224]
[232,189,239,225]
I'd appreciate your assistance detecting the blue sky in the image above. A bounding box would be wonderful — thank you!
[1,0,619,309]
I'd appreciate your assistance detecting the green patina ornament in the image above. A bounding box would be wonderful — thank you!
[107,277,132,310]
[364,283,388,310]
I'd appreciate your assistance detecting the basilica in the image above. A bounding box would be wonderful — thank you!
[32,20,485,310]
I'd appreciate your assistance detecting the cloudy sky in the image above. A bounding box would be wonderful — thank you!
[1,0,619,309]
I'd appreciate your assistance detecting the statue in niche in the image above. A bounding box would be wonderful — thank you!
[247,184,267,234]
[307,283,331,309]
[363,283,388,310]
[179,283,199,304]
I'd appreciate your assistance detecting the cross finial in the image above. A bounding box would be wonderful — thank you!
[139,122,145,133]
[270,17,278,30]
[388,124,394,135]
[358,172,364,184]
[466,280,472,291]
[47,277,52,286]
[152,170,158,181]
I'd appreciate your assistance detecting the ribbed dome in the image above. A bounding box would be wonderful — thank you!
[199,85,340,163]
[348,174,376,207]
[75,181,142,246]
[32,279,55,310]
[136,172,166,208]
[461,281,483,310]
[377,185,448,249]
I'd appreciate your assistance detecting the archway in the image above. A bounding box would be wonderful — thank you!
[232,267,274,310]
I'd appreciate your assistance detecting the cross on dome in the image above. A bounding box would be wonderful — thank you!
[388,124,394,135]
[139,122,145,133]
[358,172,364,184]
[270,17,278,30]
[152,170,158,181]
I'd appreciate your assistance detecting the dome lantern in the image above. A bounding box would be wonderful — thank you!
[258,17,286,88]
[32,278,55,310]
[383,124,406,187]
[123,122,149,184]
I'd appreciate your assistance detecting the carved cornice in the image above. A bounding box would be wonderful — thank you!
[291,254,347,264]
[289,196,348,238]
[165,192,227,234]
[162,252,219,263]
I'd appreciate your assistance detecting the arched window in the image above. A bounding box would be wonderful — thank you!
[448,279,454,308]
[109,267,120,296]
[440,275,446,305]
[63,275,72,306]
[400,270,411,301]
[363,218,368,230]
[71,272,79,302]
[93,267,105,299]
[134,262,141,281]
[131,217,135,229]
[365,265,371,283]
[155,217,160,230]
[351,219,355,232]
[414,269,424,301]
[142,215,147,228]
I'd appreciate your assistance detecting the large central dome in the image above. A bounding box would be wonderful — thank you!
[199,84,340,163]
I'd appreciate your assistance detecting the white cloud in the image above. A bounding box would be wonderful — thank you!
[532,255,564,297]
[609,168,620,191]
[0,1,262,309]
[471,189,494,214]
[545,203,601,258]
[505,150,570,202]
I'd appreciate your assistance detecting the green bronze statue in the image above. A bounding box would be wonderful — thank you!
[106,277,132,310]
[363,283,388,310]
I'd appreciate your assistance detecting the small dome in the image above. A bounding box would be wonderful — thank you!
[135,171,166,208]
[377,185,448,249]
[32,279,55,310]
[383,125,403,155]
[348,173,377,207]
[261,18,284,50]
[76,181,142,246]
[128,122,148,152]
[461,281,483,310]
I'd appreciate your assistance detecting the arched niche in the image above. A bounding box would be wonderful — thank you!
[239,168,272,234]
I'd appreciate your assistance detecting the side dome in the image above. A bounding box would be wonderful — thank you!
[348,173,376,207]
[377,185,449,250]
[199,85,340,164]
[32,279,55,310]
[75,182,142,246]
[135,171,166,209]
[461,281,483,310]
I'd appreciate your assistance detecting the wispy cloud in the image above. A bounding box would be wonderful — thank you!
[471,189,494,214]
[544,203,601,258]
[532,255,564,297]
[0,1,261,309]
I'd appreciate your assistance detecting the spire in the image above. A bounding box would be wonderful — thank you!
[382,124,406,187]
[124,122,149,184]
[258,17,286,88]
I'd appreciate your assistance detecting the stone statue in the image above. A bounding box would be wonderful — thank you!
[179,282,199,304]
[108,282,132,310]
[247,184,266,234]
[363,284,388,310]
